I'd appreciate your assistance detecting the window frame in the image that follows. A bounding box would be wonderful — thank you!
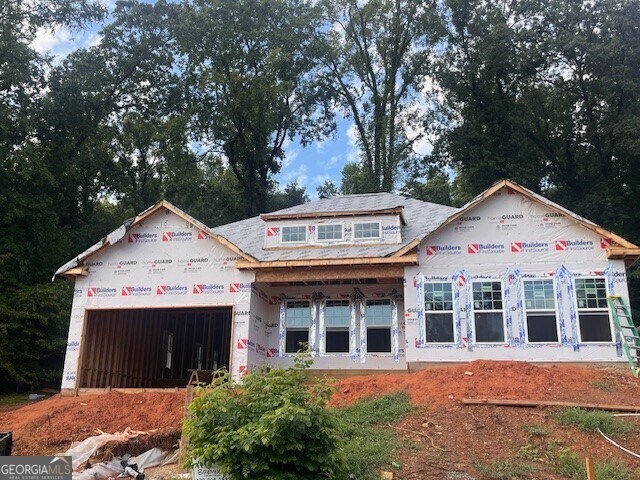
[280,224,308,244]
[522,278,561,345]
[471,280,507,345]
[353,221,381,240]
[284,299,311,353]
[365,298,393,354]
[324,299,351,354]
[423,281,456,344]
[573,276,614,344]
[316,223,344,242]
[164,331,173,369]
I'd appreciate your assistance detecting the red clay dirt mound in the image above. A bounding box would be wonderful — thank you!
[3,361,640,457]
[0,391,184,455]
[330,360,640,407]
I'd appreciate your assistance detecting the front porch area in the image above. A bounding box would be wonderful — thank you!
[246,263,410,372]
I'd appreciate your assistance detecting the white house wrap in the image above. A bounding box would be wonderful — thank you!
[54,180,639,391]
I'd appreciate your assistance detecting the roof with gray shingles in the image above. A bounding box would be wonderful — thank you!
[211,193,459,261]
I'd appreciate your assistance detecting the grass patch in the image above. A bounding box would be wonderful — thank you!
[554,408,632,436]
[0,394,29,405]
[516,443,539,461]
[591,380,614,392]
[333,392,414,480]
[0,394,30,411]
[473,458,533,479]
[552,447,638,480]
[522,425,548,437]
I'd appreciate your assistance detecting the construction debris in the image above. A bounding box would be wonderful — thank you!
[461,398,640,412]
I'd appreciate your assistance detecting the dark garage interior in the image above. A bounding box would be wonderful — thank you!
[78,307,232,388]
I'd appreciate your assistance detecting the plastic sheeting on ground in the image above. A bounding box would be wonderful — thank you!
[59,428,177,480]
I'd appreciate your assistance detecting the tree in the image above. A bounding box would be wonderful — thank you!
[40,0,179,226]
[0,0,105,161]
[433,0,640,315]
[434,0,640,243]
[316,180,340,198]
[401,169,454,206]
[320,0,443,193]
[267,181,310,211]
[173,0,334,216]
[340,162,371,194]
[0,0,106,392]
[431,0,546,194]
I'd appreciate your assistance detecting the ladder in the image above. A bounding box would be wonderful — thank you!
[607,296,640,377]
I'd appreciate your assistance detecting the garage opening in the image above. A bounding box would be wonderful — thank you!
[79,307,232,388]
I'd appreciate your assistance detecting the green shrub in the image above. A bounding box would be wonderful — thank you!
[554,408,632,436]
[183,357,344,480]
[334,392,414,479]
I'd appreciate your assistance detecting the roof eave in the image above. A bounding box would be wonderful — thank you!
[54,200,255,279]
[260,206,407,225]
[401,179,638,258]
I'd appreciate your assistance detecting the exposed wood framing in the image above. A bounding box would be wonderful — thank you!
[78,307,232,388]
[236,253,418,270]
[462,398,640,412]
[261,206,406,224]
[607,246,640,267]
[255,265,405,283]
[59,266,88,278]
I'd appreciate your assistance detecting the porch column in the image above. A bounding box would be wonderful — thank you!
[391,289,399,362]
[277,294,287,357]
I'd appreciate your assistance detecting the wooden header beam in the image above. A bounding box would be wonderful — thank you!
[236,253,418,270]
[255,265,404,283]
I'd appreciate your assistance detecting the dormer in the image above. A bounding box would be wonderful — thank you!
[261,206,405,249]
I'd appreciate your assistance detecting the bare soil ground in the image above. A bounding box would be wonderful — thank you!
[1,361,640,479]
[0,391,183,454]
[332,361,640,479]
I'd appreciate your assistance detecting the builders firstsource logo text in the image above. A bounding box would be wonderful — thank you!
[467,243,505,254]
[425,245,462,256]
[128,232,157,243]
[229,282,252,293]
[121,286,152,296]
[87,287,117,297]
[555,239,594,251]
[162,231,193,242]
[510,241,549,253]
[193,284,225,294]
[156,285,188,295]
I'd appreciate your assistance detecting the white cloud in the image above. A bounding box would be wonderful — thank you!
[315,138,327,152]
[283,164,308,189]
[328,154,342,167]
[281,148,300,170]
[32,27,72,54]
[346,123,360,163]
[312,174,332,185]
